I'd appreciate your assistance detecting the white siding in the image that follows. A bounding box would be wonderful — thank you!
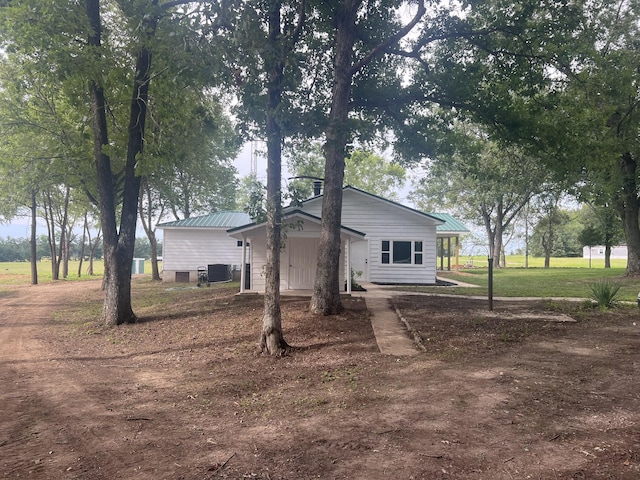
[301,189,439,284]
[582,245,628,260]
[244,219,348,292]
[162,228,247,282]
[249,235,268,292]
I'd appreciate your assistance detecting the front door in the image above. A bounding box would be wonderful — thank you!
[288,237,318,289]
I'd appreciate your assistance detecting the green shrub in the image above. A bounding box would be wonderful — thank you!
[589,280,622,308]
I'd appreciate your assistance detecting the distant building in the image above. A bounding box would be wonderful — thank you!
[582,245,628,259]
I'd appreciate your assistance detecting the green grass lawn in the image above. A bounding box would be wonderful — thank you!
[499,254,628,269]
[401,255,639,302]
[0,260,107,285]
[433,267,640,301]
[427,261,640,302]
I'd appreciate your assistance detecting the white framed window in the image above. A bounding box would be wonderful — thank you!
[381,240,423,265]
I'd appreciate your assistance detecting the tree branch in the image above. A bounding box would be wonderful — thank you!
[350,0,426,75]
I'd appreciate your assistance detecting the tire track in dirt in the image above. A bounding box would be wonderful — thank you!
[0,282,221,479]
[0,283,144,479]
[1,283,107,478]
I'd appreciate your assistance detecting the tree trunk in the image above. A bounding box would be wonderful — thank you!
[311,1,361,315]
[86,0,155,325]
[260,0,289,355]
[618,153,640,275]
[149,234,160,281]
[543,229,552,268]
[492,220,503,269]
[604,244,611,269]
[78,214,88,277]
[138,182,162,281]
[480,205,498,267]
[524,205,529,268]
[86,226,100,276]
[29,189,38,285]
[60,187,70,279]
[43,192,59,280]
[102,247,136,324]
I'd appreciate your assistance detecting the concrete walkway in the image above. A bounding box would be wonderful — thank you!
[354,283,420,357]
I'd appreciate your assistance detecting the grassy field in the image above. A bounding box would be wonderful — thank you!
[431,267,640,302]
[496,254,628,269]
[2,256,639,302]
[0,260,107,285]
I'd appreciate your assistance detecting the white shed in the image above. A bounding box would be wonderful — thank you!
[158,211,251,283]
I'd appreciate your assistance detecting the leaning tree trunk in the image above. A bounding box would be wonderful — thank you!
[138,183,162,281]
[310,1,359,315]
[149,233,161,281]
[260,0,289,355]
[619,152,640,276]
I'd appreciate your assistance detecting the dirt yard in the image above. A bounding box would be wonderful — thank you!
[1,279,639,479]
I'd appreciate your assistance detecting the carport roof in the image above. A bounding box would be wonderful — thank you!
[430,213,470,234]
[157,211,251,229]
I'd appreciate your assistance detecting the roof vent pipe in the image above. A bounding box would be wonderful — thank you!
[313,180,322,196]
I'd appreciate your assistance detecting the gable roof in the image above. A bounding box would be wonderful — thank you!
[295,185,445,225]
[227,209,366,239]
[157,211,251,229]
[429,212,470,234]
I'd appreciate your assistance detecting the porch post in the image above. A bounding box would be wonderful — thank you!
[346,237,352,294]
[240,235,247,293]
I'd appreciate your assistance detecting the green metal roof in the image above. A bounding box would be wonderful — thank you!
[157,211,251,229]
[429,212,470,233]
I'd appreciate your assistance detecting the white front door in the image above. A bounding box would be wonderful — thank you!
[350,240,369,282]
[288,237,319,289]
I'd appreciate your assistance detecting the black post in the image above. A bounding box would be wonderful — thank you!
[488,257,494,311]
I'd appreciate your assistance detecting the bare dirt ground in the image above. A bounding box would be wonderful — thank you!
[1,279,639,479]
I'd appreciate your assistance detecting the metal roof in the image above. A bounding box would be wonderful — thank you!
[157,211,252,229]
[429,213,470,233]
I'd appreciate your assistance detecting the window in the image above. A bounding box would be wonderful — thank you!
[381,241,390,264]
[381,240,423,265]
[414,241,423,265]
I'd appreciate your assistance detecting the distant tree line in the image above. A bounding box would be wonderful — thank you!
[0,235,160,263]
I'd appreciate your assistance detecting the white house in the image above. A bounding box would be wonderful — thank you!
[582,245,628,260]
[228,186,466,292]
[228,208,366,292]
[157,211,252,283]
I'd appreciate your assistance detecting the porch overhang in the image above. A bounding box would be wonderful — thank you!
[227,210,366,293]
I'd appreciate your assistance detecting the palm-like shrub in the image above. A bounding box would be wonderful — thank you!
[589,280,622,309]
